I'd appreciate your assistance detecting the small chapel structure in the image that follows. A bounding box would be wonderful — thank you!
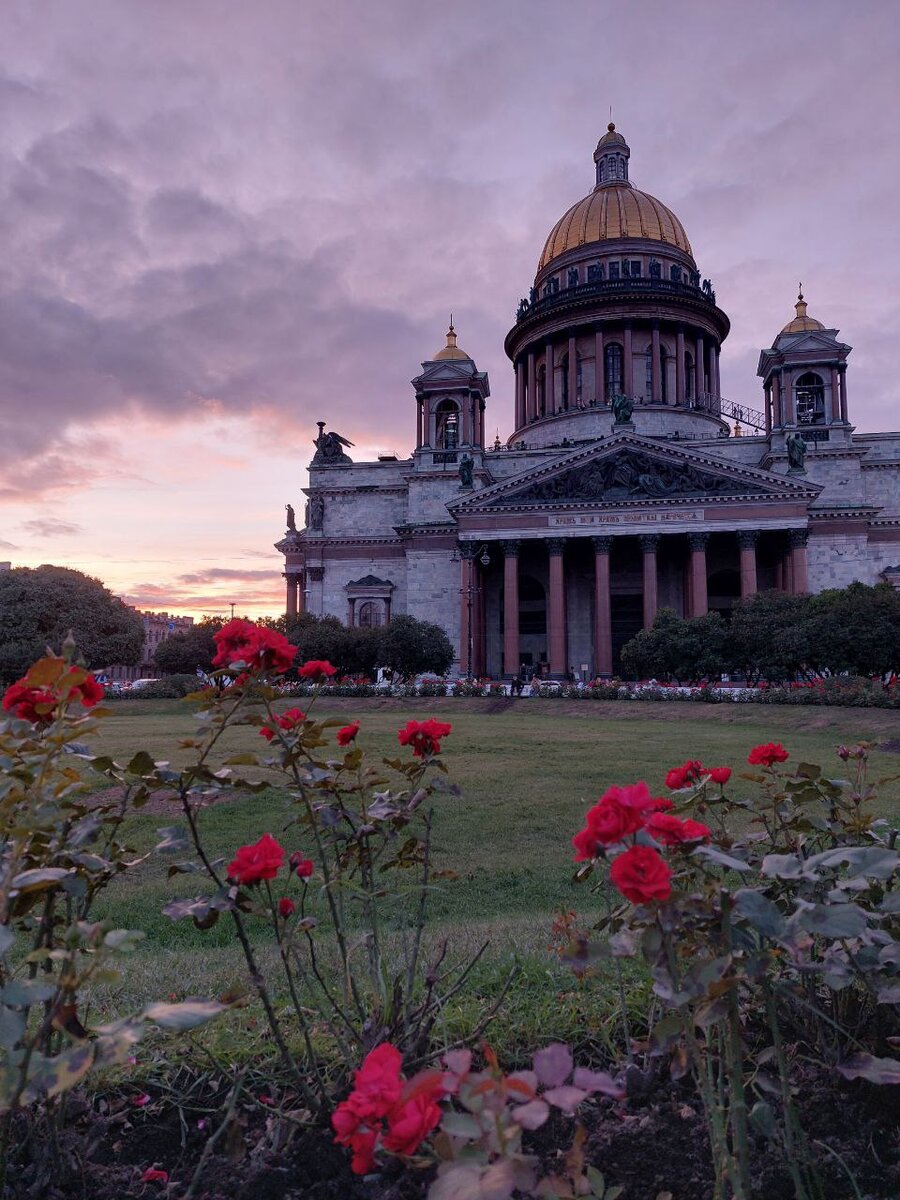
[276,125,900,678]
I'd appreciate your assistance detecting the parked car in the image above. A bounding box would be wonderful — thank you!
[128,678,161,692]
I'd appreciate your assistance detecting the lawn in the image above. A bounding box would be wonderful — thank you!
[83,696,900,1045]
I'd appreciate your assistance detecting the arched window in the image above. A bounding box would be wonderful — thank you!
[559,353,583,410]
[685,352,695,402]
[604,343,623,399]
[435,400,459,449]
[358,601,383,628]
[795,372,825,425]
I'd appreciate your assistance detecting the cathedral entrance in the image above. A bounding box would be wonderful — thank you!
[518,575,546,677]
[611,593,644,676]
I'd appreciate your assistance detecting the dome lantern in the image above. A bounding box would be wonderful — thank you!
[780,286,825,335]
[593,122,630,188]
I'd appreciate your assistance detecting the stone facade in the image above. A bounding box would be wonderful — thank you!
[277,126,900,679]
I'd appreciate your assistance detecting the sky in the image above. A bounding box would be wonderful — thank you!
[1,0,898,618]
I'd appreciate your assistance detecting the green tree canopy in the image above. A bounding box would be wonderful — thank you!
[727,591,813,683]
[153,617,224,675]
[377,614,454,681]
[0,565,144,684]
[619,608,727,683]
[805,582,900,677]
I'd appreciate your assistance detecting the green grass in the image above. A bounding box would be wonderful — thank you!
[81,698,900,1054]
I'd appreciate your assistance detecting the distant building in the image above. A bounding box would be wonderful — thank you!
[0,562,10,572]
[106,610,194,682]
[277,125,900,679]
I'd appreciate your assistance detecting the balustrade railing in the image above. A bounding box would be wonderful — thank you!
[516,275,718,322]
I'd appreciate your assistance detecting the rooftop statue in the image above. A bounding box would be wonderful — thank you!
[611,393,634,425]
[312,421,355,465]
[285,503,297,532]
[786,430,808,472]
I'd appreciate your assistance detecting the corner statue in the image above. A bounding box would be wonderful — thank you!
[312,421,354,465]
[786,430,807,472]
[458,454,474,489]
[285,503,297,532]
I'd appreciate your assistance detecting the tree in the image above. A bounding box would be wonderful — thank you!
[0,565,144,684]
[806,582,900,677]
[620,609,727,683]
[727,591,813,683]
[154,617,224,675]
[377,615,454,681]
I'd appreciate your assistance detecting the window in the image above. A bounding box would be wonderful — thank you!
[685,352,695,401]
[537,365,546,416]
[608,261,620,280]
[560,353,569,409]
[587,262,604,282]
[795,372,826,424]
[604,343,623,398]
[670,265,682,283]
[645,343,667,401]
[358,601,383,628]
[630,260,642,277]
[435,400,459,449]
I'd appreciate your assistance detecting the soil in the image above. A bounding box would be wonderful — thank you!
[8,1067,898,1200]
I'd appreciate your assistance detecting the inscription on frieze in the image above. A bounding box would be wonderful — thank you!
[549,511,705,527]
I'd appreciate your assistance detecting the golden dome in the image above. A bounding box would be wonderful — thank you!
[538,183,693,271]
[433,322,471,361]
[781,289,825,334]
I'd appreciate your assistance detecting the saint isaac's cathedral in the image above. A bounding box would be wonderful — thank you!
[277,125,900,678]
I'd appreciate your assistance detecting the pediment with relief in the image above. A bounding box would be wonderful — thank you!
[451,433,821,513]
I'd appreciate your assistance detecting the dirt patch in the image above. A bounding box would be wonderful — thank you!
[9,1067,898,1199]
[83,784,230,816]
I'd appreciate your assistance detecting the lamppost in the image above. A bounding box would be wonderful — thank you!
[459,544,491,680]
[229,602,236,620]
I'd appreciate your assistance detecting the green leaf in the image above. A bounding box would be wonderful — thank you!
[734,888,786,940]
[11,867,71,894]
[795,762,821,780]
[0,927,14,958]
[837,1052,900,1084]
[693,846,752,872]
[795,902,868,938]
[142,998,231,1031]
[155,825,189,853]
[126,750,157,776]
[750,1100,778,1139]
[809,846,900,880]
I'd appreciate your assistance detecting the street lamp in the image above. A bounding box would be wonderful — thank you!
[229,602,236,619]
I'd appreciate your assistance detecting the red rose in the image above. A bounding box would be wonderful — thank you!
[71,672,104,706]
[278,897,296,918]
[603,781,666,813]
[609,845,672,905]
[572,825,601,862]
[747,742,789,767]
[260,707,307,741]
[297,660,337,681]
[337,720,360,746]
[291,854,314,880]
[141,1168,169,1183]
[397,719,452,757]
[645,812,711,846]
[227,833,285,885]
[382,1090,443,1155]
[708,766,731,785]
[212,620,297,674]
[332,1101,378,1174]
[2,681,58,723]
[664,760,704,790]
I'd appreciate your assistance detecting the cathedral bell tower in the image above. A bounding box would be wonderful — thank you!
[757,289,852,439]
[411,323,490,461]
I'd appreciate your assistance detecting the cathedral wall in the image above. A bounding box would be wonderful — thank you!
[403,549,459,647]
[406,476,464,524]
[808,533,879,590]
[318,489,407,538]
